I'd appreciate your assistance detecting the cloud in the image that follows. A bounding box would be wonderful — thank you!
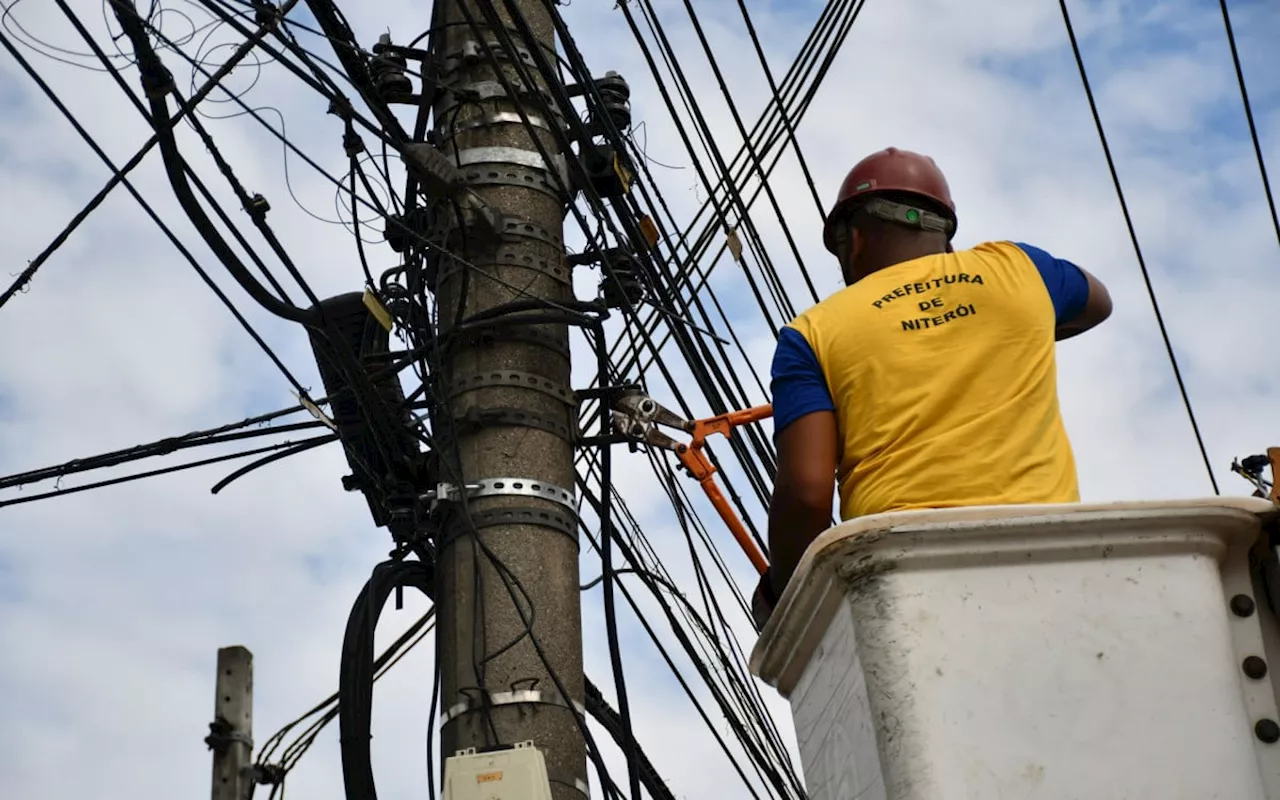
[1,0,1279,798]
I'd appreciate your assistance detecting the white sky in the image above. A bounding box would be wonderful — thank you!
[1,0,1278,798]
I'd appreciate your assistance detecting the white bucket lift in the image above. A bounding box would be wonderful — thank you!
[750,498,1280,799]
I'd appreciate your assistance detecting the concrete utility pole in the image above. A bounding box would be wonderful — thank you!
[430,1,586,798]
[207,646,254,800]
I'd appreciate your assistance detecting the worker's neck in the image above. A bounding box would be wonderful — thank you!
[852,244,946,282]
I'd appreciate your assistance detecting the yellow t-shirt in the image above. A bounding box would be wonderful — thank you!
[771,240,1086,520]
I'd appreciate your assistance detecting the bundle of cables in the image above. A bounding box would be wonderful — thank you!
[339,558,435,800]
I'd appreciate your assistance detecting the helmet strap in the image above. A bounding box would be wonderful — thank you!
[832,223,856,283]
[861,197,956,238]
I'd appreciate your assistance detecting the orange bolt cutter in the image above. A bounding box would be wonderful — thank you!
[612,391,773,575]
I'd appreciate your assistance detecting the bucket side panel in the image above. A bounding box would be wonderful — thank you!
[849,552,1266,798]
[790,599,889,800]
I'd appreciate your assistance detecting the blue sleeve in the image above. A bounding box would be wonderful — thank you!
[1013,242,1091,325]
[770,326,835,437]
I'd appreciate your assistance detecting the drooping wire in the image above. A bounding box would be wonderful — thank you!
[1217,0,1280,252]
[1057,0,1219,494]
[255,608,437,798]
[0,18,307,392]
[0,434,336,509]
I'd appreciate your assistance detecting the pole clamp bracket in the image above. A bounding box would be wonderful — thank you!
[438,504,579,551]
[441,687,587,725]
[448,370,578,407]
[419,482,482,512]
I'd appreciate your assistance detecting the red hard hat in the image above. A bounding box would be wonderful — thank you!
[822,147,957,254]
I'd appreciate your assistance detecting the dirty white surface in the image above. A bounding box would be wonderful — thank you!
[753,499,1280,799]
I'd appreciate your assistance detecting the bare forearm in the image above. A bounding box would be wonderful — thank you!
[767,492,833,599]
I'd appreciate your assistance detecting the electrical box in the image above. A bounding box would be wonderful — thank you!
[579,142,632,198]
[442,741,553,800]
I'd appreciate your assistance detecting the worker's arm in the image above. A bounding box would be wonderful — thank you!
[1014,242,1113,340]
[767,411,838,599]
[753,326,837,627]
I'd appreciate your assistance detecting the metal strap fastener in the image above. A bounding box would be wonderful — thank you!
[548,771,591,798]
[458,159,566,202]
[450,147,570,195]
[438,505,579,551]
[447,406,578,445]
[440,37,542,73]
[448,109,555,137]
[205,718,253,752]
[420,481,483,511]
[499,216,564,249]
[436,243,571,287]
[441,688,588,725]
[448,370,577,407]
[467,477,576,513]
[490,244,572,285]
[436,80,566,128]
[436,478,578,549]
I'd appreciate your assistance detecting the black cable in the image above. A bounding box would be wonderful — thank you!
[538,1,781,523]
[595,329,641,800]
[1058,0,1219,495]
[578,450,795,794]
[659,465,793,770]
[0,419,322,490]
[176,0,416,171]
[595,442,801,788]
[621,0,791,332]
[469,0,738,451]
[0,12,307,391]
[109,1,318,326]
[575,480,792,799]
[732,0,825,220]
[256,609,436,795]
[581,448,797,782]
[117,4,428,494]
[209,434,337,493]
[0,434,335,509]
[301,0,408,143]
[584,677,677,800]
[1217,0,1280,252]
[675,0,820,306]
[71,5,307,310]
[425,656,441,800]
[616,0,866,373]
[469,533,623,798]
[339,558,434,800]
[679,0,857,243]
[572,1,848,524]
[350,149,377,287]
[181,102,322,308]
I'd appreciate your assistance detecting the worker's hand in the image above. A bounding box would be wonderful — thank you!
[751,571,776,631]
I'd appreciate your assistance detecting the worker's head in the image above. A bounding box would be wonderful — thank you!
[823,148,958,285]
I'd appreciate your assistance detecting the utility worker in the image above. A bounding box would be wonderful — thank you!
[753,147,1112,626]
